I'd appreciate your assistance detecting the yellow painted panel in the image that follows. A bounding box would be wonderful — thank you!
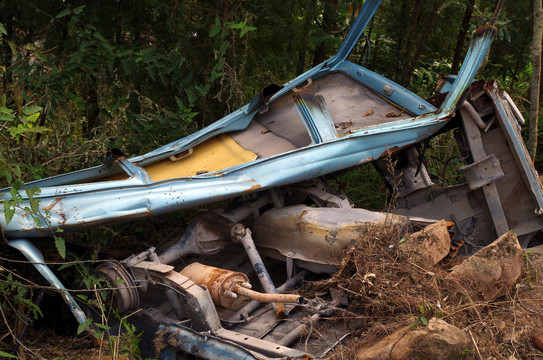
[144,134,257,182]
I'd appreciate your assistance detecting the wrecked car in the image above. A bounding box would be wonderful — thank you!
[2,0,543,358]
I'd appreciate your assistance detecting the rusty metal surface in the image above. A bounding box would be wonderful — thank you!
[233,286,303,304]
[232,224,289,319]
[180,262,250,309]
[251,205,409,267]
[154,323,265,360]
[131,260,222,333]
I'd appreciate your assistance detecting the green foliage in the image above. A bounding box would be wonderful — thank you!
[0,351,18,358]
[0,266,44,354]
[409,302,443,329]
[328,166,390,210]
[55,236,66,260]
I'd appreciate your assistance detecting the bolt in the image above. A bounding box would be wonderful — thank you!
[230,224,246,242]
[240,282,252,289]
[225,290,238,299]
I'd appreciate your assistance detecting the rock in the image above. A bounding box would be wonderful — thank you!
[400,219,451,266]
[450,230,523,300]
[357,318,473,360]
[533,331,543,352]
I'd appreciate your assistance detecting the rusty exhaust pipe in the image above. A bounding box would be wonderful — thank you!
[230,224,292,319]
[180,262,303,310]
[233,285,303,304]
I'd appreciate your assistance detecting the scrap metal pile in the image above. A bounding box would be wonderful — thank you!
[2,0,543,358]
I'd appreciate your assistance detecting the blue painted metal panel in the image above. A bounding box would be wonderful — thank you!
[487,82,543,213]
[155,323,260,360]
[0,3,496,240]
[7,239,88,325]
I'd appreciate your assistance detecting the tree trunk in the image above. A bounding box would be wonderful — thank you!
[528,0,543,160]
[393,0,422,82]
[490,0,506,26]
[402,0,422,65]
[400,0,440,87]
[451,0,476,74]
[540,45,543,99]
[370,33,380,71]
[296,8,313,75]
[312,0,339,66]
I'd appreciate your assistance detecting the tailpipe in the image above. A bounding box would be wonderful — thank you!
[180,262,303,309]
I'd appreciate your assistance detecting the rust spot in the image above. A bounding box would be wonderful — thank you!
[261,129,272,134]
[335,120,352,130]
[243,184,261,193]
[473,25,497,39]
[377,146,402,159]
[274,303,288,319]
[300,210,308,218]
[43,197,63,211]
[385,109,405,117]
[363,109,374,117]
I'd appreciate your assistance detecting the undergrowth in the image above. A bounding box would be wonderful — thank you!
[299,224,543,359]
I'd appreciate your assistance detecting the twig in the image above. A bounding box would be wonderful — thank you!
[0,294,42,359]
[0,255,112,265]
[39,153,87,168]
[0,265,39,287]
[469,330,482,360]
[319,332,351,359]
[337,284,364,297]
[0,279,143,293]
[443,298,543,319]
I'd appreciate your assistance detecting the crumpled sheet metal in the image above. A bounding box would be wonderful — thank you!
[0,2,495,240]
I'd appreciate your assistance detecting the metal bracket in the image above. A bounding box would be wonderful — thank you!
[460,102,509,236]
[8,239,88,326]
[459,154,504,191]
[131,261,221,333]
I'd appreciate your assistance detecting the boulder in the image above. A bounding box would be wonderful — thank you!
[450,230,523,300]
[400,219,451,266]
[357,318,473,360]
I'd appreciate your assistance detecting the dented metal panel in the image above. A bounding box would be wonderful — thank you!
[4,1,541,359]
[0,1,496,239]
[251,205,408,267]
